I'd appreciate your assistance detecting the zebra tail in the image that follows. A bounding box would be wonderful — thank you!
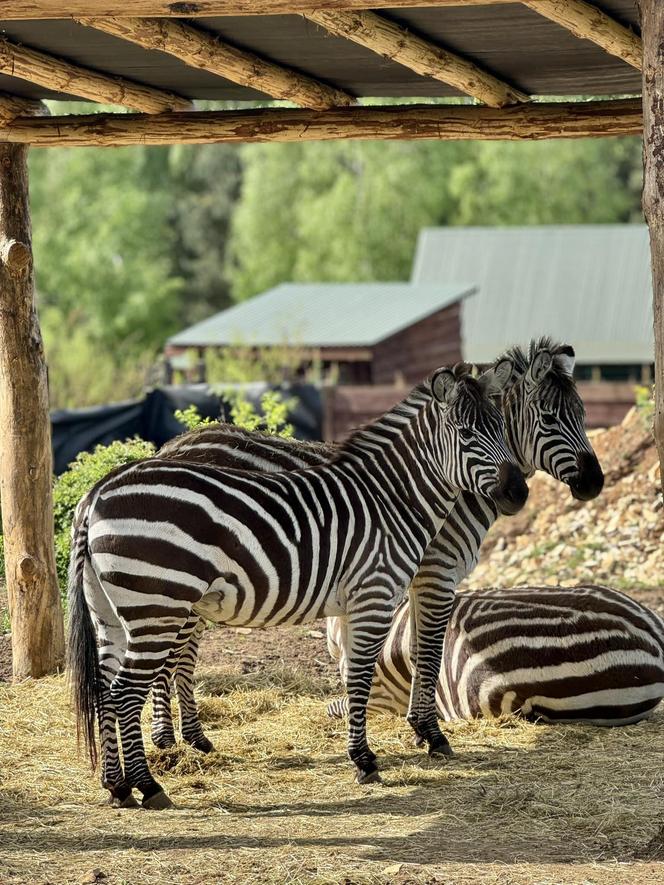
[66,510,100,770]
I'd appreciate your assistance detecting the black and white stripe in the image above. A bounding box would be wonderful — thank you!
[150,337,603,758]
[68,363,525,807]
[327,585,664,726]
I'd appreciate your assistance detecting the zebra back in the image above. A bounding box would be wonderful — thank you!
[330,585,664,726]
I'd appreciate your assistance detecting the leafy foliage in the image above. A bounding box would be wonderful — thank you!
[227,138,643,301]
[52,439,156,594]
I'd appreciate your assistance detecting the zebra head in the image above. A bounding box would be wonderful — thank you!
[503,339,604,501]
[431,362,529,515]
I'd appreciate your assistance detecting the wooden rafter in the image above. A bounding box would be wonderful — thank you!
[0,0,516,18]
[304,9,527,108]
[0,99,642,148]
[0,92,48,124]
[0,37,192,113]
[77,17,354,110]
[521,0,642,70]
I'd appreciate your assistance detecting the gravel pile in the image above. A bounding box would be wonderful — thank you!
[462,407,663,591]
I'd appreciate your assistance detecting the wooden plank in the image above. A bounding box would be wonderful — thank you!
[0,0,515,20]
[521,0,642,70]
[0,37,191,113]
[641,0,664,492]
[0,143,65,679]
[305,9,527,108]
[0,99,642,147]
[77,16,354,109]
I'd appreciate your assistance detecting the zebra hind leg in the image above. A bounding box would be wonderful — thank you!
[87,566,140,808]
[111,621,190,809]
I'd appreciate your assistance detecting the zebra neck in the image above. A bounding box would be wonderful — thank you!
[333,397,458,542]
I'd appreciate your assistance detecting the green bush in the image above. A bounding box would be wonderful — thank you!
[52,438,156,596]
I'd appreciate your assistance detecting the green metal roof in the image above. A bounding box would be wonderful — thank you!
[168,282,476,349]
[411,225,653,366]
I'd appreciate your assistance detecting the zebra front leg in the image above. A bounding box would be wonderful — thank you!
[406,588,454,757]
[344,595,395,785]
[175,618,214,753]
[150,614,203,750]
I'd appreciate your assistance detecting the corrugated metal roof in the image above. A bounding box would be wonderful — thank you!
[168,282,475,349]
[411,225,653,365]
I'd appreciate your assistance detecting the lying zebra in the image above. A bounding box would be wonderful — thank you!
[69,361,527,808]
[326,585,664,726]
[144,338,601,759]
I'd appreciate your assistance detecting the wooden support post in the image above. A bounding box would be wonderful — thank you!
[641,0,664,493]
[0,143,64,678]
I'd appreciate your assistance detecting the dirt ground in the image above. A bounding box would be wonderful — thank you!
[2,614,664,885]
[3,413,664,883]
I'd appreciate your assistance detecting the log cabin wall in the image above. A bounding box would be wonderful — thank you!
[371,301,463,385]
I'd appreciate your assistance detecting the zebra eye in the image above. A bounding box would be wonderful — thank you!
[459,428,476,443]
[541,412,557,427]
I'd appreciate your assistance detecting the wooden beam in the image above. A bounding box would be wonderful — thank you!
[0,142,65,680]
[641,0,664,493]
[304,9,527,108]
[77,16,353,110]
[0,0,516,19]
[521,0,642,70]
[0,99,642,148]
[0,37,191,113]
[0,93,48,125]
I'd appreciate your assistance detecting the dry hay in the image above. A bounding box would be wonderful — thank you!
[2,664,664,885]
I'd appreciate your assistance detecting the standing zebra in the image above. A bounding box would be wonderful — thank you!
[148,338,603,758]
[326,585,664,726]
[327,339,603,747]
[68,363,527,808]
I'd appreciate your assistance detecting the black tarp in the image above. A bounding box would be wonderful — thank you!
[51,383,323,475]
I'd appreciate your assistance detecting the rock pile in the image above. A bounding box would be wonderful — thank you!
[462,407,664,592]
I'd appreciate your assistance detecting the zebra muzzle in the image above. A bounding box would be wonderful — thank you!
[491,462,529,516]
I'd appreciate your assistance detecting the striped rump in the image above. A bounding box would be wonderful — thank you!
[327,585,664,727]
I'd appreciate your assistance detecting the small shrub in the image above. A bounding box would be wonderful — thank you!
[174,405,217,432]
[634,384,655,429]
[52,438,156,596]
[176,392,296,439]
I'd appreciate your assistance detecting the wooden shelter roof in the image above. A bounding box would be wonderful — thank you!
[0,3,641,104]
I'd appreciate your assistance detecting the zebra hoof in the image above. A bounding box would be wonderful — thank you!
[110,793,140,808]
[142,789,174,810]
[355,768,382,785]
[429,738,454,758]
[189,735,215,754]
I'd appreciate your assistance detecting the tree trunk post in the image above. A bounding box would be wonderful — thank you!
[0,142,64,678]
[641,0,664,496]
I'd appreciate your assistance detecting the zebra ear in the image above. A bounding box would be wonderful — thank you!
[555,345,576,377]
[480,358,513,397]
[431,368,456,404]
[527,350,553,387]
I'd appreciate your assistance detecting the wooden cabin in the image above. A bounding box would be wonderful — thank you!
[165,282,474,386]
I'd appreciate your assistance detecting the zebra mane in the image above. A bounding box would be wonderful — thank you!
[495,337,576,392]
[332,363,484,462]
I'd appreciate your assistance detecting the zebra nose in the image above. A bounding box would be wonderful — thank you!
[569,452,604,501]
[492,462,528,515]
